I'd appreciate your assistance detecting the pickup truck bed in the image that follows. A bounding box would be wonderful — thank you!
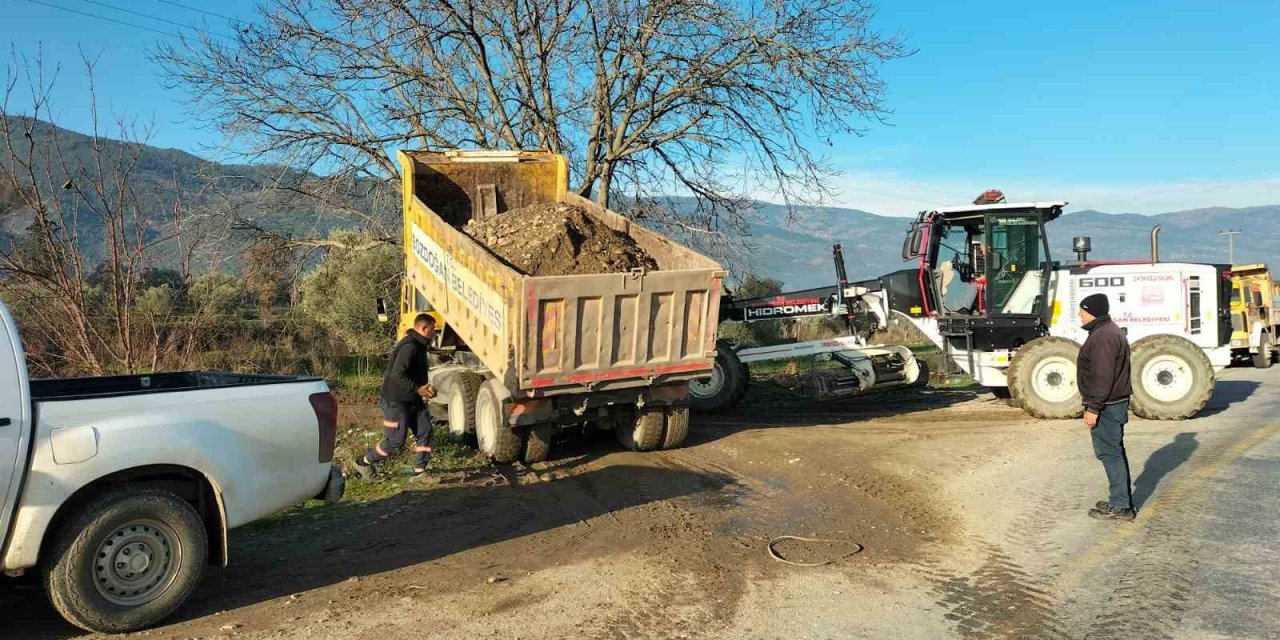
[30,371,323,400]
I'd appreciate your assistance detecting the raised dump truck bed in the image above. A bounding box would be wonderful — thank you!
[396,149,725,463]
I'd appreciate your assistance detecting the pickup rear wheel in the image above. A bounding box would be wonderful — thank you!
[43,488,207,634]
[475,380,523,464]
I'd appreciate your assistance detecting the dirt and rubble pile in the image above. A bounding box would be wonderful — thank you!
[464,203,658,276]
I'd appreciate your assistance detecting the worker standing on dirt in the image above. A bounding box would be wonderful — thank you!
[1077,293,1135,521]
[354,313,438,480]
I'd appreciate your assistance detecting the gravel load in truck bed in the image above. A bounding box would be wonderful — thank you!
[463,203,658,276]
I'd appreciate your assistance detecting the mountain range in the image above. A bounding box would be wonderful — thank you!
[731,200,1278,290]
[4,115,1275,289]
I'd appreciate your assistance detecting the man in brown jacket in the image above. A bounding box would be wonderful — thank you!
[1077,293,1135,521]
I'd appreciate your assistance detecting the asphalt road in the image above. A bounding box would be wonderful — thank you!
[903,365,1280,640]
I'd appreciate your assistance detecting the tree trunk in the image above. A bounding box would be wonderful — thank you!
[595,163,614,209]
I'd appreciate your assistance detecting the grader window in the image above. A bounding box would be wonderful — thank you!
[986,216,1042,312]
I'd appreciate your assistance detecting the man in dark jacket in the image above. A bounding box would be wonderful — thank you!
[1077,293,1135,521]
[354,314,437,480]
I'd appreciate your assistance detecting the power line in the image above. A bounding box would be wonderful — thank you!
[73,0,235,39]
[155,0,236,23]
[27,0,181,38]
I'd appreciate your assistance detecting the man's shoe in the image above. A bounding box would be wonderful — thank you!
[1089,503,1135,521]
[1095,500,1110,511]
[353,457,379,481]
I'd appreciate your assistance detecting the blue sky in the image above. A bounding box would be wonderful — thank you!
[4,0,1279,216]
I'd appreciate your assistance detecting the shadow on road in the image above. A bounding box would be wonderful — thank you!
[692,383,987,444]
[0,459,733,639]
[1133,432,1198,510]
[1196,380,1262,418]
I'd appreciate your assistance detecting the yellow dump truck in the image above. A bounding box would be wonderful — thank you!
[393,150,725,463]
[1229,264,1280,368]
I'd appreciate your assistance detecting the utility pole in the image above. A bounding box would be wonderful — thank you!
[1219,229,1242,265]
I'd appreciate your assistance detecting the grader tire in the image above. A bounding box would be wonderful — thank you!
[910,359,931,388]
[1007,337,1085,419]
[1130,334,1214,420]
[689,342,749,414]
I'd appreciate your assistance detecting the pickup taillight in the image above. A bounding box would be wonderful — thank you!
[309,392,338,463]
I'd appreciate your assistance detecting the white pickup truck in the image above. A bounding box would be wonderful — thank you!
[0,303,345,633]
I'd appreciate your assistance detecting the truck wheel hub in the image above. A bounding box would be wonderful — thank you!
[94,519,180,607]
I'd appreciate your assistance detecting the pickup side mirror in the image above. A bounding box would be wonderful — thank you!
[376,297,388,323]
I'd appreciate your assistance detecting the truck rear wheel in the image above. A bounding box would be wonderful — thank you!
[660,406,690,450]
[522,423,554,464]
[43,488,207,634]
[1130,334,1214,420]
[1253,332,1273,369]
[476,381,522,464]
[616,407,665,452]
[689,342,749,414]
[446,371,484,436]
[1007,337,1084,419]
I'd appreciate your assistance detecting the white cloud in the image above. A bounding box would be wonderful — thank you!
[758,173,1280,217]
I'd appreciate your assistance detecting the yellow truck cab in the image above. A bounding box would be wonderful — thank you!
[1229,264,1280,368]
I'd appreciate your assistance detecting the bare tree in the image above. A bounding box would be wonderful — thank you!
[156,0,907,246]
[1,53,208,374]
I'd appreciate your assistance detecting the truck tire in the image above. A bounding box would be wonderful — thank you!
[616,407,664,452]
[1130,334,1214,420]
[1006,337,1084,419]
[689,342,749,414]
[446,371,484,436]
[475,381,523,464]
[1253,332,1273,369]
[522,423,554,464]
[660,406,690,450]
[43,488,208,634]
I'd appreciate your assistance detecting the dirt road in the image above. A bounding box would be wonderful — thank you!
[5,368,1279,639]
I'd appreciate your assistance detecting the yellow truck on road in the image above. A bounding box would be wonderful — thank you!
[1229,264,1280,368]
[392,150,725,464]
